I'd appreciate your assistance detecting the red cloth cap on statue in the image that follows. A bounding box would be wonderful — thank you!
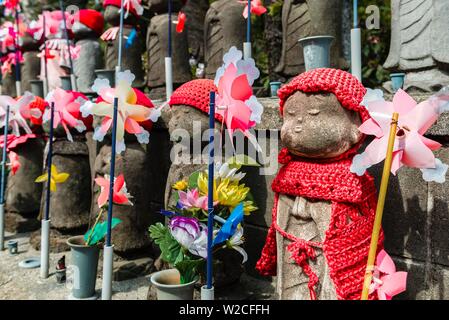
[278,68,369,123]
[169,79,222,122]
[74,9,105,36]
[103,0,138,16]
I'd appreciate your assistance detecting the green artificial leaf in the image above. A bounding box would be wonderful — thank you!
[84,218,122,245]
[188,171,200,189]
[175,259,204,284]
[226,155,260,170]
[149,222,183,265]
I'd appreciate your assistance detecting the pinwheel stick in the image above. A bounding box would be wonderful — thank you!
[101,97,118,301]
[201,91,215,301]
[243,0,252,60]
[40,102,55,279]
[165,0,173,99]
[361,112,399,300]
[59,0,77,91]
[116,0,125,79]
[0,105,10,250]
[351,0,362,81]
[14,8,22,96]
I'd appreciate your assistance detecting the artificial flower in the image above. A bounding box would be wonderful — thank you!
[172,179,188,191]
[351,89,444,179]
[178,188,208,211]
[94,173,133,208]
[369,250,407,300]
[44,88,88,142]
[239,0,267,19]
[224,226,247,263]
[35,164,69,192]
[7,150,20,175]
[215,162,246,182]
[169,216,207,258]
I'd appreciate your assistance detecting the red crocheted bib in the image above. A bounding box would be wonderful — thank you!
[256,148,384,300]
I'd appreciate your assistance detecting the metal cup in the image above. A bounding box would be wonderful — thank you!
[7,240,18,255]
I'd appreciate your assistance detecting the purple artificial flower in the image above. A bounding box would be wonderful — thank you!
[169,216,208,258]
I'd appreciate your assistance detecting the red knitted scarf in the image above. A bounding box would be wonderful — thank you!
[256,148,383,300]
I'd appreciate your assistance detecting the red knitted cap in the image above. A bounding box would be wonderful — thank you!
[169,79,222,122]
[74,9,105,36]
[103,0,138,16]
[278,68,369,123]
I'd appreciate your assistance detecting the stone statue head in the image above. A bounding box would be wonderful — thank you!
[279,68,368,159]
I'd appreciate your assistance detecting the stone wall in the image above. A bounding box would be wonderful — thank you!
[154,94,449,299]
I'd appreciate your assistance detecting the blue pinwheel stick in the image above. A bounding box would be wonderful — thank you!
[106,97,119,247]
[206,91,215,290]
[0,105,10,205]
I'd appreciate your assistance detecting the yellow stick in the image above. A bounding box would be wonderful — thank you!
[361,112,399,300]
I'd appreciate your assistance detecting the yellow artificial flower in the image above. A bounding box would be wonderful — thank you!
[198,172,251,209]
[172,179,188,191]
[242,201,258,215]
[35,164,70,192]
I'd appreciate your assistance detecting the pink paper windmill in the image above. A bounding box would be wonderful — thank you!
[369,250,407,300]
[28,10,68,41]
[7,150,20,175]
[0,133,37,151]
[351,89,448,183]
[80,70,158,154]
[0,92,37,136]
[239,0,267,18]
[95,173,133,208]
[44,88,90,142]
[214,46,263,151]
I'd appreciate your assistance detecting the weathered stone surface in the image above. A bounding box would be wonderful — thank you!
[244,224,271,279]
[5,212,40,233]
[21,51,41,93]
[146,0,183,14]
[92,143,153,253]
[204,0,246,79]
[275,0,348,78]
[112,257,155,282]
[369,163,429,263]
[103,4,139,26]
[429,147,449,267]
[146,14,192,89]
[182,0,209,61]
[1,65,17,97]
[105,27,145,88]
[40,139,92,230]
[30,228,72,253]
[5,138,44,215]
[74,39,103,94]
[384,0,449,92]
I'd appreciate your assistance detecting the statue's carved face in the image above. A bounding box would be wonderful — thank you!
[281,91,362,158]
[168,105,220,141]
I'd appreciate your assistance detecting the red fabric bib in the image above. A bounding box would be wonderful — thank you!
[256,148,383,300]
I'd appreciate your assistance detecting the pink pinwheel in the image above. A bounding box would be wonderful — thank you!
[28,10,68,41]
[44,88,89,142]
[369,250,407,300]
[101,27,119,41]
[0,133,37,151]
[7,151,20,175]
[3,0,19,15]
[0,92,36,136]
[94,174,133,208]
[214,46,263,151]
[175,12,186,33]
[239,0,267,19]
[82,70,154,154]
[122,0,144,18]
[351,89,444,177]
[178,188,208,211]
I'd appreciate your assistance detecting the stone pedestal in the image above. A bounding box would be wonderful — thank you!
[5,138,44,233]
